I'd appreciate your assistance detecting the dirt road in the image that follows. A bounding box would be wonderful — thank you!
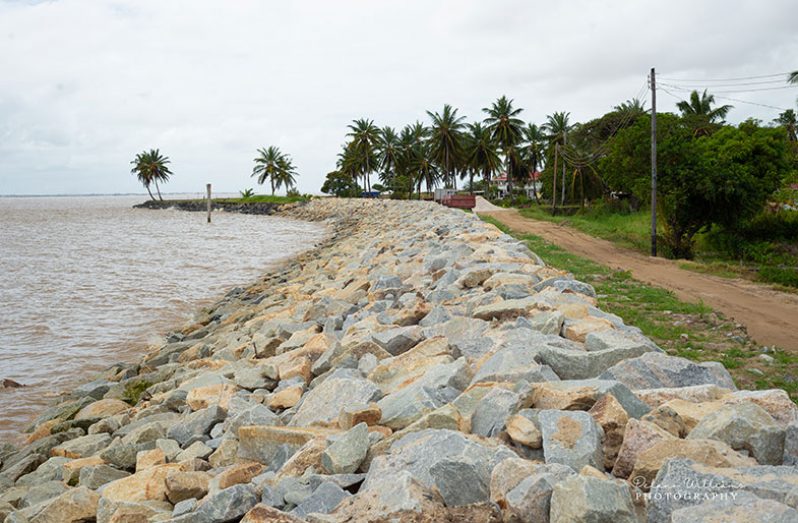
[477,199,798,349]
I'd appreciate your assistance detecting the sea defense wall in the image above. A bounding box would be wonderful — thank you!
[1,198,796,522]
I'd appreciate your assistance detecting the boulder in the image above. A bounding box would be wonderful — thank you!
[505,413,542,448]
[612,418,675,479]
[322,423,369,474]
[193,484,259,522]
[78,464,130,490]
[50,433,112,459]
[237,425,336,466]
[588,393,629,470]
[539,410,604,471]
[291,482,350,518]
[671,491,798,523]
[531,379,650,419]
[599,352,737,390]
[687,402,785,465]
[490,458,575,523]
[290,374,381,427]
[470,388,522,438]
[165,471,212,504]
[167,405,226,446]
[242,504,305,522]
[371,326,424,356]
[549,475,637,523]
[24,486,99,523]
[74,399,130,421]
[470,344,559,386]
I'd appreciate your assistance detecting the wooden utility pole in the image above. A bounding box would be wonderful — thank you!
[206,183,212,223]
[650,67,658,257]
[561,134,567,205]
[551,144,559,213]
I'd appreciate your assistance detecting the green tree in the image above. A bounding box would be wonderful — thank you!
[543,111,572,206]
[522,123,547,203]
[321,170,360,197]
[483,96,525,199]
[774,109,797,145]
[427,105,466,189]
[465,122,501,195]
[252,146,297,195]
[601,114,790,258]
[676,89,733,136]
[377,126,400,186]
[346,118,380,193]
[130,149,172,201]
[397,122,429,199]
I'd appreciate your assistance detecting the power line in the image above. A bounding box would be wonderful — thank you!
[660,82,797,94]
[658,85,791,112]
[658,71,793,82]
[653,79,787,88]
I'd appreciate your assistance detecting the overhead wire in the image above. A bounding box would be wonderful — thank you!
[658,83,792,112]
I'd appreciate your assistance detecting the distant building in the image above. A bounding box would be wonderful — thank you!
[494,171,542,199]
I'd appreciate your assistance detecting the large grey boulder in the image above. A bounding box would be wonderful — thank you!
[671,491,798,523]
[647,458,798,523]
[362,429,514,507]
[490,458,575,523]
[470,388,522,438]
[291,482,350,518]
[599,351,737,390]
[78,464,131,490]
[549,475,637,523]
[290,374,381,427]
[322,423,369,474]
[470,343,559,386]
[167,406,226,446]
[536,342,658,380]
[784,419,798,465]
[539,410,604,471]
[371,326,423,356]
[687,402,785,465]
[192,484,259,522]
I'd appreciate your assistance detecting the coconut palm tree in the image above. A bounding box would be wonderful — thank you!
[397,123,430,199]
[465,122,501,195]
[410,142,440,197]
[483,96,525,199]
[377,126,400,186]
[543,112,572,207]
[676,90,732,135]
[346,118,380,193]
[613,98,647,119]
[427,105,466,189]
[251,146,297,195]
[130,149,172,201]
[522,123,547,203]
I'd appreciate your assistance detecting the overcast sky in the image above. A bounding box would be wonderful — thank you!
[1,0,796,196]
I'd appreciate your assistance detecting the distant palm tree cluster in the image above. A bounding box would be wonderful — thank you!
[328,96,658,202]
[130,149,172,201]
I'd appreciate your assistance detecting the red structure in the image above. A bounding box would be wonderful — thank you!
[441,194,476,209]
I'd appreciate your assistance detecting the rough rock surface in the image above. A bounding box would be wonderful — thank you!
[2,198,796,522]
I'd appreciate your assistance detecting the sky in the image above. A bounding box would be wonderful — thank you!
[1,0,796,196]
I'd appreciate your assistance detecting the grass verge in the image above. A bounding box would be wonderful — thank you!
[481,214,798,402]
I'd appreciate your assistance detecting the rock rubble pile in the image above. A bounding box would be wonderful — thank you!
[1,199,797,522]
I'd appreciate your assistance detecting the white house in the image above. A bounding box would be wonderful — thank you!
[494,171,542,199]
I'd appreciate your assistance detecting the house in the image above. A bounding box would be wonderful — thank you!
[494,171,542,199]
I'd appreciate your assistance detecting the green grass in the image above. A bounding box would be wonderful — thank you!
[122,380,153,405]
[481,214,798,402]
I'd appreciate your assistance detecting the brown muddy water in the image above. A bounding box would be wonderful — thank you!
[0,195,325,442]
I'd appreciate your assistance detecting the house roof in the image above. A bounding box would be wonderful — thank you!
[495,171,541,182]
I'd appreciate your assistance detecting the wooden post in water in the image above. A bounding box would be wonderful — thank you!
[206,184,212,223]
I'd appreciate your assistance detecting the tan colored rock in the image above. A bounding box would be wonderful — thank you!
[27,486,99,523]
[368,337,454,394]
[277,356,312,384]
[164,470,212,504]
[26,419,60,444]
[273,438,327,481]
[75,399,130,421]
[612,419,675,479]
[506,414,542,448]
[531,383,597,411]
[136,448,166,471]
[214,462,264,490]
[721,389,798,427]
[642,405,687,437]
[100,463,184,503]
[241,504,307,522]
[209,439,239,468]
[579,465,606,479]
[186,383,238,410]
[238,425,337,465]
[657,399,720,432]
[339,403,382,430]
[589,394,629,469]
[268,385,303,410]
[563,317,614,342]
[630,438,757,489]
[63,455,106,485]
[634,384,731,407]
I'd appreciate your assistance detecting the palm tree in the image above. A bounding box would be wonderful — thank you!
[130,149,172,201]
[346,118,380,193]
[483,96,525,199]
[427,105,466,189]
[465,122,501,195]
[397,123,430,199]
[252,146,296,195]
[522,123,547,203]
[789,71,798,85]
[676,89,732,135]
[410,142,440,197]
[775,109,798,156]
[613,98,647,119]
[377,126,400,186]
[543,112,572,208]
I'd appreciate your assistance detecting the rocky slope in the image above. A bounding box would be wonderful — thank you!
[1,199,797,523]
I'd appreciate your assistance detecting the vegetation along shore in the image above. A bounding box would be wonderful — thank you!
[2,198,797,522]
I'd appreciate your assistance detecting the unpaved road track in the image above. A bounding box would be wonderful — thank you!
[477,199,798,350]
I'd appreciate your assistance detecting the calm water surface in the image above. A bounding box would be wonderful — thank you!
[0,195,325,441]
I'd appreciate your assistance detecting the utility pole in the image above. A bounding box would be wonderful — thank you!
[551,144,558,213]
[561,134,567,205]
[206,183,212,223]
[650,67,658,257]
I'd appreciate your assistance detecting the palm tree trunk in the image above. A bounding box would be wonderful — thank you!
[146,184,155,201]
[560,137,567,205]
[552,146,558,212]
[154,179,163,201]
[271,179,275,196]
[469,170,474,195]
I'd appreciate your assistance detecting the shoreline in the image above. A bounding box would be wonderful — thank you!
[1,199,796,522]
